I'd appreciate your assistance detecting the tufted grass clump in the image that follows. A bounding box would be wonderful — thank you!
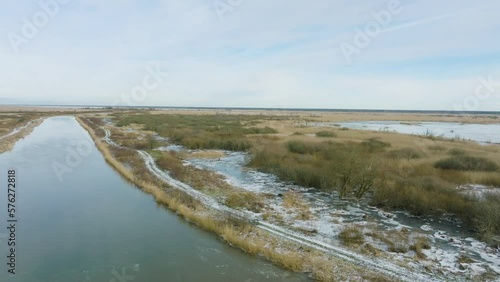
[435,155,498,172]
[339,225,364,246]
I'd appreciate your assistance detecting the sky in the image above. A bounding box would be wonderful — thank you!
[0,0,499,110]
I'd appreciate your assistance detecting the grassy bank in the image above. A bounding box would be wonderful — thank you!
[78,116,393,281]
[0,114,44,153]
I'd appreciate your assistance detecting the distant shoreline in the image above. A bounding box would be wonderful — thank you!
[1,104,500,115]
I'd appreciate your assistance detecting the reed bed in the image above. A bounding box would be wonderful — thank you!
[78,116,389,282]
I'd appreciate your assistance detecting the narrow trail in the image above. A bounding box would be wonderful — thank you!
[0,119,38,141]
[98,124,442,282]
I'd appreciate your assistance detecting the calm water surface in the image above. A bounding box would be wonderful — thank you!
[0,117,309,282]
[316,121,500,144]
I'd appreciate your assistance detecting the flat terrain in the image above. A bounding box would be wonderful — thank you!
[84,108,500,280]
[0,105,106,112]
[3,106,500,281]
[147,108,500,124]
[2,105,498,123]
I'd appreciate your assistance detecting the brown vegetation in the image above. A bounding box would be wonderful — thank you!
[282,191,313,220]
[225,191,265,213]
[107,111,500,243]
[339,225,364,246]
[76,109,500,281]
[78,115,395,281]
[410,237,431,259]
[0,114,44,153]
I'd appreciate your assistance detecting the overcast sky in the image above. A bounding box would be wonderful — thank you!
[1,0,499,110]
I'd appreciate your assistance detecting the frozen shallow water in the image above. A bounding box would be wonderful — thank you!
[313,121,500,144]
[187,151,500,278]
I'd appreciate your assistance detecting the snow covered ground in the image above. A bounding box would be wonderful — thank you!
[187,150,500,280]
[98,122,500,281]
[456,184,500,201]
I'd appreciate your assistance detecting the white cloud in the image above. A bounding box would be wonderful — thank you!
[0,0,499,110]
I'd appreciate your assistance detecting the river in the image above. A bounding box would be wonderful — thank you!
[0,117,308,282]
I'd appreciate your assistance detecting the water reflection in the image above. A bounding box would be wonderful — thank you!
[0,117,309,282]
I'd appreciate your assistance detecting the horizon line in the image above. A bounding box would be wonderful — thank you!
[1,103,500,114]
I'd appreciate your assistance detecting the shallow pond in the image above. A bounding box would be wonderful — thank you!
[313,121,500,144]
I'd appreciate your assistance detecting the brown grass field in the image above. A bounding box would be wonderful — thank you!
[2,106,500,280]
[108,109,500,243]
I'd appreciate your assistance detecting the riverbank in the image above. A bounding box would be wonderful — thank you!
[77,116,406,281]
[0,118,44,153]
[2,116,312,281]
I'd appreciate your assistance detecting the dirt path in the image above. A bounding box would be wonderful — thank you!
[0,118,44,153]
[99,125,442,282]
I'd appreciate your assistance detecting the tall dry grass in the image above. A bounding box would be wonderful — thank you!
[77,117,135,181]
[225,191,265,213]
[0,117,44,153]
[78,116,388,281]
[282,191,313,220]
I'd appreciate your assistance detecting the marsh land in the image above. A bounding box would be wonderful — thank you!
[1,106,499,281]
